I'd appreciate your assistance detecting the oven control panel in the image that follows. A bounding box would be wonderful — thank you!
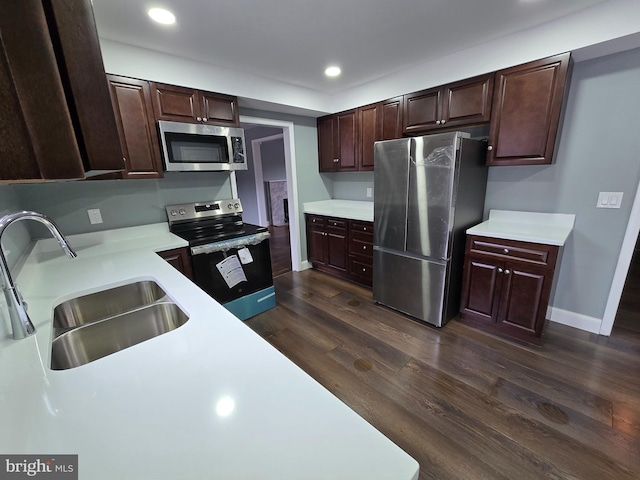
[165,199,243,223]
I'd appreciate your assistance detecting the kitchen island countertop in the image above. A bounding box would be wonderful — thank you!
[0,223,418,480]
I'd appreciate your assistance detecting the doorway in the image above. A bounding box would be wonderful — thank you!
[235,116,301,276]
[613,235,640,334]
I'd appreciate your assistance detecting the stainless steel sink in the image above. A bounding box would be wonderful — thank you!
[50,280,189,370]
[53,280,169,331]
[51,302,189,370]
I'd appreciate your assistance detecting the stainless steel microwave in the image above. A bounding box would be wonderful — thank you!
[157,120,247,172]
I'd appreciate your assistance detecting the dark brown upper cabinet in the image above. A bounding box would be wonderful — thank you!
[358,97,403,171]
[317,110,357,172]
[150,82,240,127]
[487,53,573,166]
[107,75,163,179]
[0,0,124,182]
[403,74,494,135]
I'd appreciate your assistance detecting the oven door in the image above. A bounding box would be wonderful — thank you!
[190,233,273,304]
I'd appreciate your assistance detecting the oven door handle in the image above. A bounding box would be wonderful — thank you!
[190,231,270,256]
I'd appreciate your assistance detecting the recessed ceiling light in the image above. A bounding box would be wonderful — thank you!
[325,66,341,77]
[148,7,176,25]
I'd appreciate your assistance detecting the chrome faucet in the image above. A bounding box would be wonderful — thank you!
[0,211,77,339]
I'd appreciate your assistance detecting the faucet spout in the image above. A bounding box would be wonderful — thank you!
[0,211,77,339]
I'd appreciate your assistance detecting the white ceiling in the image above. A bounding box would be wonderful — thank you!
[92,0,610,95]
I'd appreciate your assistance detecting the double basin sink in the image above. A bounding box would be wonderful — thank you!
[50,280,189,370]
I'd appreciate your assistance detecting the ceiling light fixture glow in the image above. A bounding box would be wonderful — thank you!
[148,7,176,25]
[325,66,341,77]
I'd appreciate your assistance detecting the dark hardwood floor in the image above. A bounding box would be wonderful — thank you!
[268,225,292,278]
[246,269,640,480]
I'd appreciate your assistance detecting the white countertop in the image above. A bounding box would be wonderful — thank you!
[303,200,374,222]
[0,223,418,480]
[467,210,576,246]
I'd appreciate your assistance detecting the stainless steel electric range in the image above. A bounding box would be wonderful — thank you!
[165,199,275,320]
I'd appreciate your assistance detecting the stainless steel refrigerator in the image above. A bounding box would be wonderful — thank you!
[373,131,488,327]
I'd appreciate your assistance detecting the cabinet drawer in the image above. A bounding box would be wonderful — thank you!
[306,214,326,227]
[326,217,347,231]
[349,257,373,285]
[349,220,374,236]
[468,236,557,268]
[350,236,373,258]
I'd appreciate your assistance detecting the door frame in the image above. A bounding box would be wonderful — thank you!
[240,115,302,272]
[601,179,640,335]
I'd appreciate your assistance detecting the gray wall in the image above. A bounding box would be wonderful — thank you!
[485,47,640,319]
[1,173,233,239]
[0,186,30,271]
[329,172,374,201]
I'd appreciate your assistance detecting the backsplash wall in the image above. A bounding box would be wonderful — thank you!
[327,172,374,201]
[6,172,233,237]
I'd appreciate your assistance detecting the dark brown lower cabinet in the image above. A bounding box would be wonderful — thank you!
[157,247,194,281]
[459,235,559,345]
[306,214,374,287]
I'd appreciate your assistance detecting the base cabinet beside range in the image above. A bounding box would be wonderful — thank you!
[459,235,559,345]
[305,214,374,287]
[157,247,194,281]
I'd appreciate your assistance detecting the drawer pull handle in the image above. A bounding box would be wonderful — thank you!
[362,268,366,272]
[363,227,367,231]
[498,268,503,273]
[504,269,511,275]
[363,246,367,250]
[503,248,509,254]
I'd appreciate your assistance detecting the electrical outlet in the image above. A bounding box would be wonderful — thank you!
[366,187,373,198]
[87,208,103,224]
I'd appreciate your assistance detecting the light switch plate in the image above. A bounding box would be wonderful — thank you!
[597,192,623,209]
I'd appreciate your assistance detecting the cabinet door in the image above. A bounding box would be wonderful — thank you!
[403,87,441,134]
[337,110,357,171]
[381,97,403,140]
[358,103,380,171]
[45,0,125,173]
[460,255,503,323]
[200,91,239,126]
[317,115,337,172]
[487,53,572,166]
[307,227,327,265]
[108,75,163,179]
[157,248,194,281]
[151,83,200,122]
[497,263,549,336]
[326,231,348,272]
[442,74,494,128]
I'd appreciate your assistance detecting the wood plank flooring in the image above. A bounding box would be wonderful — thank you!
[246,269,640,480]
[268,225,292,278]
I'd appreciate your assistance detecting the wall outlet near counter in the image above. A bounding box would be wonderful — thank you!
[87,208,103,224]
[366,187,373,198]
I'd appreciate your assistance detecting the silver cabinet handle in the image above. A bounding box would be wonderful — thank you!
[333,158,339,163]
[197,116,202,121]
[441,119,446,124]
[498,268,503,273]
[363,246,367,250]
[203,118,208,122]
[504,270,510,275]
[362,268,366,272]
[503,248,509,254]
[487,145,493,151]
[363,227,367,231]
[436,120,441,125]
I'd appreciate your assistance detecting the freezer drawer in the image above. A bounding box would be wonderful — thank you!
[373,250,449,327]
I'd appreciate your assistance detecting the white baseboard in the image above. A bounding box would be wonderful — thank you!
[296,260,312,271]
[547,306,602,334]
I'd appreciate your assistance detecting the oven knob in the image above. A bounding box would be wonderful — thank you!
[234,203,240,209]
[170,210,177,216]
[179,209,186,215]
[228,203,233,209]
